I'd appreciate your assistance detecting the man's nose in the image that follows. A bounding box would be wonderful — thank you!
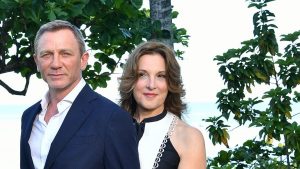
[51,54,62,69]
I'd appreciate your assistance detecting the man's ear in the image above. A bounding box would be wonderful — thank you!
[81,51,89,70]
[33,54,39,72]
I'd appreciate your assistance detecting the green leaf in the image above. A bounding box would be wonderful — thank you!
[23,7,39,23]
[69,4,85,17]
[161,29,171,39]
[218,150,231,166]
[254,70,268,81]
[94,62,102,73]
[2,0,18,9]
[114,0,124,8]
[172,11,179,19]
[152,20,162,31]
[130,0,142,9]
[48,10,56,20]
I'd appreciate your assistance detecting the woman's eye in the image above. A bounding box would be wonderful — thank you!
[138,72,148,79]
[157,74,166,78]
[138,72,145,77]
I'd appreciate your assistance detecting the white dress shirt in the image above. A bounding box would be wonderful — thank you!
[29,79,86,169]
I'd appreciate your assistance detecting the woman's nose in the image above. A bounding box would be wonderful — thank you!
[146,77,156,90]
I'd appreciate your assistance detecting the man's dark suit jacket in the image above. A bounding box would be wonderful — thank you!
[20,84,140,169]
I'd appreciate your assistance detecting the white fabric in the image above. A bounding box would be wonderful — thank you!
[28,79,86,169]
[138,112,174,169]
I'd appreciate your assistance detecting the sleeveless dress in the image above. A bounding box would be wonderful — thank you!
[135,111,180,169]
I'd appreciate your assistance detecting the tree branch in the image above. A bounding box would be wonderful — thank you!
[0,74,31,95]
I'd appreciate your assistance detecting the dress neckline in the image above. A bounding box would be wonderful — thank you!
[137,110,167,124]
[135,110,168,141]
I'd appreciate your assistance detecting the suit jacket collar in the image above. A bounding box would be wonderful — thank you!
[44,84,97,169]
[22,103,41,169]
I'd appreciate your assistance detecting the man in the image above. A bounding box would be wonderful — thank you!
[20,20,140,169]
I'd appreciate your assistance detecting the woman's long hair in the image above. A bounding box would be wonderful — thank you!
[118,41,186,118]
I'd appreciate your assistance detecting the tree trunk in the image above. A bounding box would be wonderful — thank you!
[149,0,173,48]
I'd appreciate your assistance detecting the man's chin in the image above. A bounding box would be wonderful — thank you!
[47,83,66,90]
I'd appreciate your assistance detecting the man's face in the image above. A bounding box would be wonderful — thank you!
[34,29,88,94]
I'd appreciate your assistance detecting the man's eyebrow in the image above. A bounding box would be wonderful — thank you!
[38,50,52,55]
[59,49,73,53]
[38,49,73,54]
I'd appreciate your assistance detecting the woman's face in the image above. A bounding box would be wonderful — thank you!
[133,53,168,114]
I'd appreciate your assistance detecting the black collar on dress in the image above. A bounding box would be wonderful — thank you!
[134,110,167,141]
[140,110,167,123]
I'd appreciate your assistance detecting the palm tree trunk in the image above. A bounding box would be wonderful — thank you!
[149,0,173,48]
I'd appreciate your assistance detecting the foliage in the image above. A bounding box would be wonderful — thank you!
[0,0,189,95]
[206,0,300,168]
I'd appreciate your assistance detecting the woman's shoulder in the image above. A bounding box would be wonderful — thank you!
[171,118,207,168]
[174,119,205,145]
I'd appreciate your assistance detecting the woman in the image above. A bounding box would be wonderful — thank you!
[119,41,206,169]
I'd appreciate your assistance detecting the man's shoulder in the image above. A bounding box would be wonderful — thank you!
[81,85,119,106]
[21,100,41,121]
[24,100,41,112]
[92,93,123,111]
[78,84,130,116]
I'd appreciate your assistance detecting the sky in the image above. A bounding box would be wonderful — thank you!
[0,0,300,167]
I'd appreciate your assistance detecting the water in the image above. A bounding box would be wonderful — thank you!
[0,105,27,119]
[0,105,25,169]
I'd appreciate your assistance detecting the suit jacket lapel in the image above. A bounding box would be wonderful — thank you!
[22,102,41,169]
[44,85,96,169]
